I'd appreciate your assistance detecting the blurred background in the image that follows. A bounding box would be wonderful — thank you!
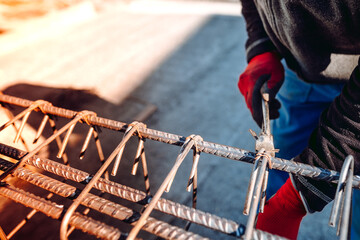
[0,1,337,239]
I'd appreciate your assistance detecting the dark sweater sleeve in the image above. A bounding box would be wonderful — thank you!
[292,58,360,212]
[240,0,277,62]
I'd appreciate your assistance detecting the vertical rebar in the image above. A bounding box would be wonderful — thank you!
[79,126,94,159]
[0,94,356,188]
[48,117,69,164]
[92,127,108,180]
[329,155,354,240]
[243,157,261,215]
[127,135,203,240]
[244,158,269,240]
[33,115,49,144]
[13,112,31,143]
[60,123,145,240]
[1,107,30,151]
[141,150,151,195]
[0,226,8,240]
[186,150,200,192]
[340,166,353,240]
[57,123,77,159]
[259,168,269,213]
[0,145,250,236]
[111,123,143,176]
[0,111,95,181]
[131,138,144,175]
[185,150,200,231]
[93,127,105,161]
[131,137,151,195]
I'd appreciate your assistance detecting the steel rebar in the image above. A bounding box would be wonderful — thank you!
[127,135,203,240]
[0,226,7,240]
[329,155,354,239]
[8,165,209,240]
[0,185,122,240]
[60,121,144,240]
[0,144,243,236]
[0,94,356,187]
[244,157,269,240]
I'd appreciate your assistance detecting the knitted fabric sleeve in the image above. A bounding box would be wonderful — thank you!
[240,0,277,62]
[292,58,360,212]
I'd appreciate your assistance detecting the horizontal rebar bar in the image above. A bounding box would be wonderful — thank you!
[0,94,358,187]
[0,150,285,240]
[10,166,209,240]
[0,144,242,236]
[0,185,122,240]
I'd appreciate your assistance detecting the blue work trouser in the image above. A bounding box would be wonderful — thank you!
[267,64,360,239]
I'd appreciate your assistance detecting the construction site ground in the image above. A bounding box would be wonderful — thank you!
[0,1,337,239]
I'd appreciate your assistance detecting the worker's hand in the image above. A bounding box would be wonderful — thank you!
[238,52,284,127]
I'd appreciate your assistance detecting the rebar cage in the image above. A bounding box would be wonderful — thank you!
[0,94,357,240]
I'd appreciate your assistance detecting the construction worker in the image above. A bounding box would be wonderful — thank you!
[237,1,360,239]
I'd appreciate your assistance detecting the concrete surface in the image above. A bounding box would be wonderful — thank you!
[0,1,338,239]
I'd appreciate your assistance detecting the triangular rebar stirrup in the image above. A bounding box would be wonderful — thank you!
[329,155,354,240]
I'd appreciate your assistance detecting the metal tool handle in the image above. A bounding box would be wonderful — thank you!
[262,93,271,136]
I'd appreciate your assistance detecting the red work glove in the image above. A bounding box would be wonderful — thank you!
[256,178,306,240]
[238,52,284,127]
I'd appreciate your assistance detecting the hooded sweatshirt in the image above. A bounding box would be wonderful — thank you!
[241,0,360,84]
[240,0,360,212]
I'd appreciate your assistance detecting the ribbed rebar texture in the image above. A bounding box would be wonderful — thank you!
[10,166,210,240]
[0,94,358,187]
[0,185,121,240]
[0,94,358,240]
[14,167,76,198]
[154,199,239,235]
[0,145,241,236]
[0,185,62,218]
[142,218,209,240]
[69,212,121,240]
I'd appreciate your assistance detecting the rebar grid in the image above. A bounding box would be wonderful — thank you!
[0,144,285,240]
[7,165,208,240]
[0,94,358,187]
[0,144,242,236]
[0,94,356,240]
